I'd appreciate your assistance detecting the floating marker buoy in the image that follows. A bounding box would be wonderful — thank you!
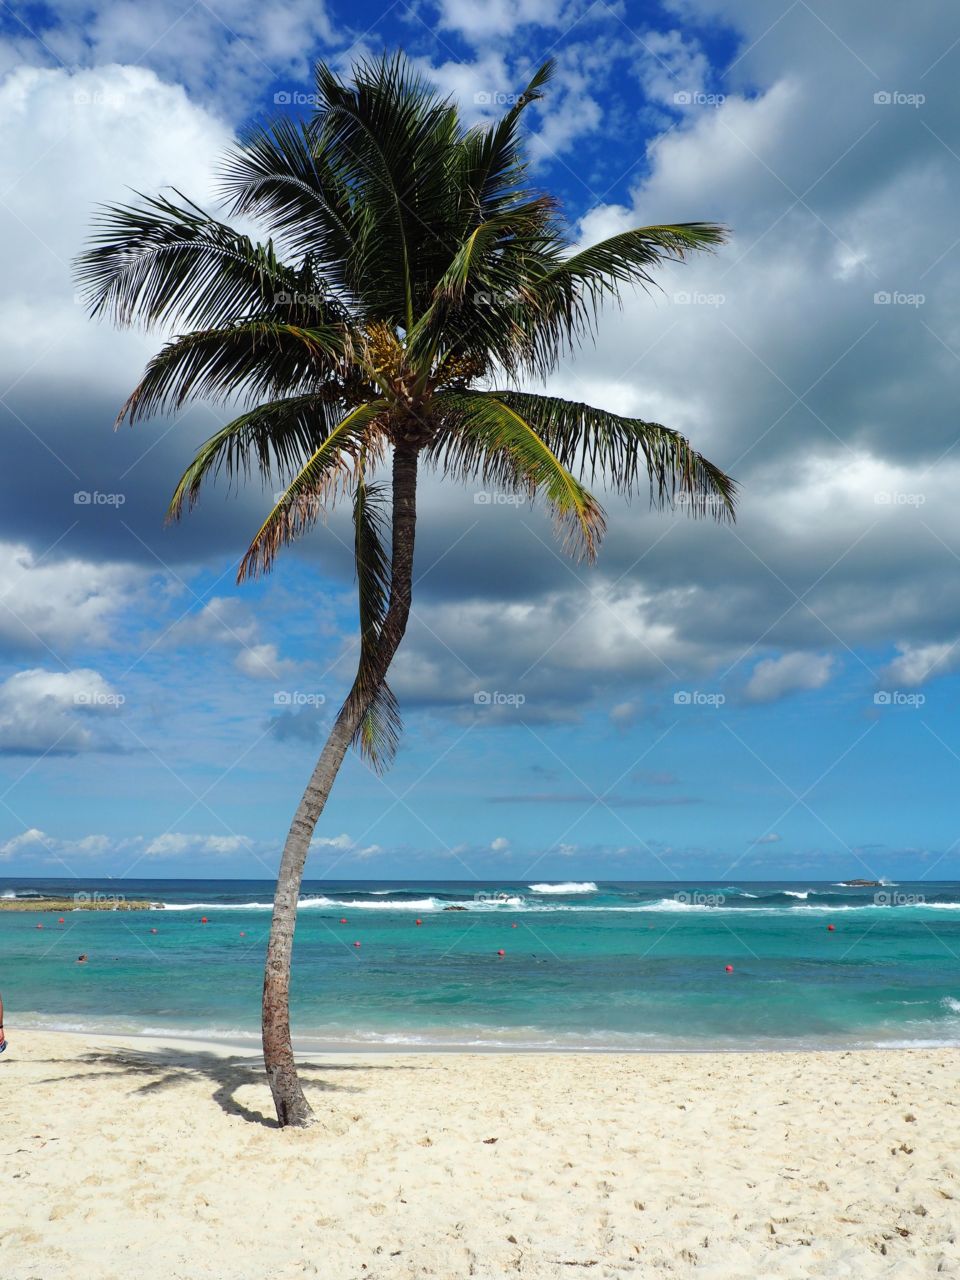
[415,919,422,926]
[497,949,505,957]
[827,924,835,931]
[36,922,43,929]
[353,941,361,948]
[511,923,517,928]
[340,917,348,924]
[200,916,208,924]
[58,917,65,924]
[240,931,246,937]
[725,964,734,973]
[149,927,158,934]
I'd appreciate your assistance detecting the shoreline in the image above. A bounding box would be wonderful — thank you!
[11,1018,960,1055]
[4,1029,959,1278]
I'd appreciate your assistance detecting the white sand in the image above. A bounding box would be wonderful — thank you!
[2,1031,959,1278]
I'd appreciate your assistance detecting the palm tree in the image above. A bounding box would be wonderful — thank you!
[76,54,736,1127]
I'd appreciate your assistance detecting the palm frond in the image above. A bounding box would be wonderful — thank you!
[432,391,606,560]
[348,472,401,771]
[74,191,337,332]
[479,391,737,519]
[168,393,350,518]
[119,321,346,424]
[238,399,388,581]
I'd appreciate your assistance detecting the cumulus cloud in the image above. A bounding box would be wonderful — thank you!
[490,835,510,851]
[743,652,835,704]
[0,668,125,755]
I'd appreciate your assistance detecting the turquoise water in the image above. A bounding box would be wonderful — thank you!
[3,878,959,1049]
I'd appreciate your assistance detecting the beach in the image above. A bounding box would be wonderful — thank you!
[3,1031,958,1279]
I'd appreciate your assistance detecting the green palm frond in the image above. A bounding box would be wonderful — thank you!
[75,192,338,332]
[433,390,606,560]
[349,473,401,771]
[119,321,346,424]
[490,391,737,519]
[167,393,350,519]
[238,399,389,581]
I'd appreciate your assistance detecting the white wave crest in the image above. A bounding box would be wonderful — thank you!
[528,882,598,894]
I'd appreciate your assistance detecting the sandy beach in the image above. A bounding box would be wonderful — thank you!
[1,1032,957,1278]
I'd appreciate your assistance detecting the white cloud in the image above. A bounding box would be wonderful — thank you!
[883,641,959,688]
[234,643,296,680]
[143,833,255,857]
[0,667,124,755]
[490,835,510,851]
[744,653,835,703]
[0,543,147,654]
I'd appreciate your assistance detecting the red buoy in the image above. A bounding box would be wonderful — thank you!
[36,922,43,929]
[497,949,505,957]
[827,924,835,931]
[340,917,348,924]
[240,931,246,937]
[415,919,422,926]
[725,964,734,973]
[58,917,65,924]
[149,928,158,935]
[353,940,361,948]
[511,923,517,928]
[200,916,208,924]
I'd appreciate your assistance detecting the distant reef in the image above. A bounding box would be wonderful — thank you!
[0,897,160,912]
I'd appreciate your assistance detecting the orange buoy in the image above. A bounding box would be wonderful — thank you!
[725,964,734,973]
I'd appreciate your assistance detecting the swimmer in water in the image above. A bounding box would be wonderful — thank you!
[77,954,88,964]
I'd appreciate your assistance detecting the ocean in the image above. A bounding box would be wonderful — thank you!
[3,877,959,1050]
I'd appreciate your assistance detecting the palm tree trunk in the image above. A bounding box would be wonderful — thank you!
[262,443,419,1127]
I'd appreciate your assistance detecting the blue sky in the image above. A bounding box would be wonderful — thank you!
[1,0,959,882]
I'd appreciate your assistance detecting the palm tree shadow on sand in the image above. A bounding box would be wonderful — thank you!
[37,1048,412,1128]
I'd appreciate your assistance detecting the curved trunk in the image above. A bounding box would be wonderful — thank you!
[262,444,419,1127]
